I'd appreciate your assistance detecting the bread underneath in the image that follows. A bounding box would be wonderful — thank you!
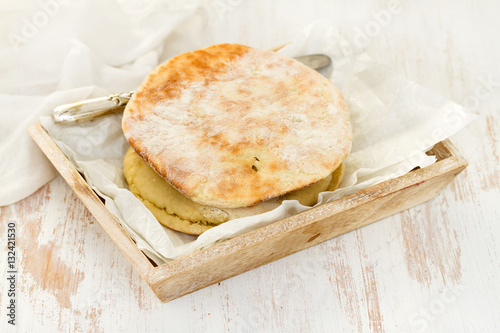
[124,147,345,235]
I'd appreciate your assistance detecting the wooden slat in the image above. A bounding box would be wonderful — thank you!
[27,123,154,281]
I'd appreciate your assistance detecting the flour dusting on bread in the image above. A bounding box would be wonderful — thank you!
[123,44,352,209]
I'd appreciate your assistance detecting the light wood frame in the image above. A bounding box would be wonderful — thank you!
[28,123,467,302]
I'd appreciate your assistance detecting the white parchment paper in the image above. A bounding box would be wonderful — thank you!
[40,21,476,264]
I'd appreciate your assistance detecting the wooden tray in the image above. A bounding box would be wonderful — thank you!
[28,123,467,302]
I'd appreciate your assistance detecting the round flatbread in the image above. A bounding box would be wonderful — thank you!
[123,147,345,235]
[122,43,352,209]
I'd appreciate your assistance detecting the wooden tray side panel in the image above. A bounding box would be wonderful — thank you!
[28,124,154,279]
[149,155,467,302]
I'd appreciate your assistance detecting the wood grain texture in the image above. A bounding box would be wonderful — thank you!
[2,0,500,332]
[27,124,153,280]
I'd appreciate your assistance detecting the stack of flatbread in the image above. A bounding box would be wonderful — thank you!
[122,44,352,235]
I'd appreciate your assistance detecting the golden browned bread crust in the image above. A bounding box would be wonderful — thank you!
[123,43,352,209]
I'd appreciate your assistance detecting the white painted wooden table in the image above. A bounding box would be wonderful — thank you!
[2,1,500,332]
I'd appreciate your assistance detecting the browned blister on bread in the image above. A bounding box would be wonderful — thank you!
[123,44,352,209]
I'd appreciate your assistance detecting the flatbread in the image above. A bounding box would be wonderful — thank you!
[122,43,352,208]
[123,147,345,235]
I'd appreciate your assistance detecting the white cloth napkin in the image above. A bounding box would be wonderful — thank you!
[0,0,201,206]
